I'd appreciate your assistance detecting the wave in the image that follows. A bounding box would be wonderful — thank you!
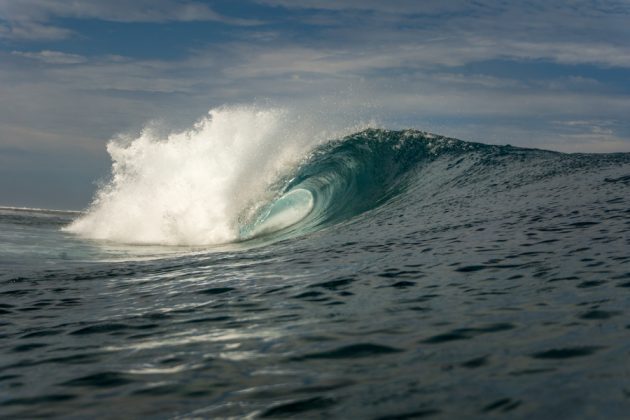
[65,105,472,246]
[66,105,626,247]
[65,106,362,246]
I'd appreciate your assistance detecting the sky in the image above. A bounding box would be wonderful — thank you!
[1,0,630,210]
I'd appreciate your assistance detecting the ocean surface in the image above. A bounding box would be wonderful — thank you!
[2,117,630,418]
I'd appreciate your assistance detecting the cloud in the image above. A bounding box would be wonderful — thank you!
[501,40,630,68]
[256,0,630,16]
[256,0,475,14]
[255,0,630,69]
[0,0,261,40]
[12,50,87,64]
[0,19,73,40]
[3,33,630,149]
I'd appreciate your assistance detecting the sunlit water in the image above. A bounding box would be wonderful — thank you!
[1,127,630,418]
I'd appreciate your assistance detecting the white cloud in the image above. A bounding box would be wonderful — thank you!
[12,50,87,64]
[503,40,630,68]
[255,0,630,69]
[256,0,474,14]
[553,119,617,128]
[256,0,630,16]
[0,0,261,40]
[0,19,73,40]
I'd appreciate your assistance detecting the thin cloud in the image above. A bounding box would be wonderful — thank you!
[12,50,87,64]
[0,0,262,40]
[0,19,73,40]
[255,0,476,14]
[256,0,630,16]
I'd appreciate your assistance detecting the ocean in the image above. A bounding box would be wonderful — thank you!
[1,108,630,418]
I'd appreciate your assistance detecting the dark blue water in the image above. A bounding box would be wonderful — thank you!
[1,130,630,418]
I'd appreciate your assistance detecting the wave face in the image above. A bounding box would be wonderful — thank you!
[240,129,478,240]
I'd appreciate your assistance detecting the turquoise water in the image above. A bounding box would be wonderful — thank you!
[1,129,630,418]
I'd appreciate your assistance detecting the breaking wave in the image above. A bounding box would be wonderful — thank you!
[69,105,615,247]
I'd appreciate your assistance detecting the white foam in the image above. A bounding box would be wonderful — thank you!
[66,106,322,245]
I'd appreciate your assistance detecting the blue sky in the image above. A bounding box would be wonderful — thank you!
[1,0,630,209]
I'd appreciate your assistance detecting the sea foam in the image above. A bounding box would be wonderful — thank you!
[66,106,321,245]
